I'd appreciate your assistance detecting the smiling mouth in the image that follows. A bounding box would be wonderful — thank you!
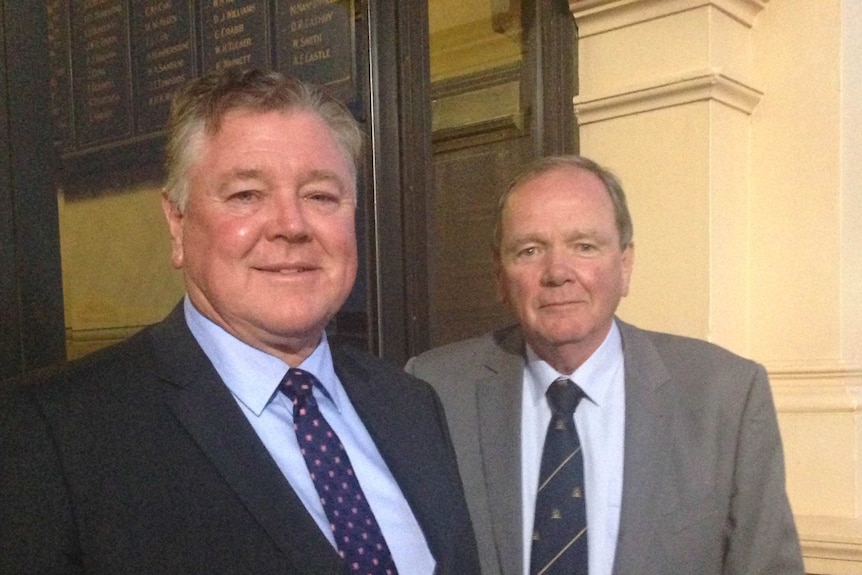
[541,300,582,309]
[255,265,318,274]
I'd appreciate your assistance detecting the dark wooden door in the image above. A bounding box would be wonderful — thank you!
[0,0,66,381]
[426,0,576,347]
[0,0,573,377]
[1,0,436,374]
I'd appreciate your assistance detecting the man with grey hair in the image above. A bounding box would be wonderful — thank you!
[0,68,479,574]
[407,155,803,575]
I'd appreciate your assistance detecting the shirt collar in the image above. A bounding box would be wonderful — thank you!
[183,296,342,416]
[524,319,624,408]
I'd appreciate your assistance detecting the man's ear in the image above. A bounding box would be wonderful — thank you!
[620,242,635,297]
[162,193,185,270]
[493,254,508,305]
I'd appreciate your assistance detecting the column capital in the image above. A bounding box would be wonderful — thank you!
[570,0,768,37]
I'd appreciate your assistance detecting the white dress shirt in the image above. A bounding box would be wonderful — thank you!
[521,321,626,575]
[184,297,435,574]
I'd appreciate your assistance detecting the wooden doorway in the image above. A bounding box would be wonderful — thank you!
[0,0,575,377]
[0,1,66,381]
[425,0,576,348]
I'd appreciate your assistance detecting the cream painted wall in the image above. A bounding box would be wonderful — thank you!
[583,102,713,340]
[750,0,843,366]
[572,0,861,571]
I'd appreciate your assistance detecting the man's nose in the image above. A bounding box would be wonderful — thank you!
[266,192,311,241]
[541,248,574,286]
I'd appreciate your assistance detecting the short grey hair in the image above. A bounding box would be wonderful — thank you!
[163,68,363,212]
[492,155,634,253]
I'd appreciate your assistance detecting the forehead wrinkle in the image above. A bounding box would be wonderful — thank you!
[569,228,602,240]
[231,168,265,180]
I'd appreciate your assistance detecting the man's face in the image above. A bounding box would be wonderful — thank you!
[163,109,357,362]
[495,166,633,372]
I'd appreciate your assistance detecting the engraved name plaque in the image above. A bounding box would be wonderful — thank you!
[131,1,196,136]
[275,0,355,104]
[47,0,358,194]
[200,0,270,73]
[70,0,133,146]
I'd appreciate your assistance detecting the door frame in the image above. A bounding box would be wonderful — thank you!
[0,0,574,375]
[0,0,66,381]
[410,0,577,354]
[365,0,434,364]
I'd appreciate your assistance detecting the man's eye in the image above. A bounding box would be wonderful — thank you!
[517,246,538,257]
[306,192,339,203]
[302,190,344,210]
[228,190,258,203]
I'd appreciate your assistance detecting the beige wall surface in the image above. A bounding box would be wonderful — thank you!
[572,0,861,572]
[750,0,843,365]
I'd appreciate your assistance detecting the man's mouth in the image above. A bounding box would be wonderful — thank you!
[255,263,318,274]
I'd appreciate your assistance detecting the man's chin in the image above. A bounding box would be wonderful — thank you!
[533,318,591,340]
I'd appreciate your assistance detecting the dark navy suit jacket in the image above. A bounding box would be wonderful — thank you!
[1,303,480,574]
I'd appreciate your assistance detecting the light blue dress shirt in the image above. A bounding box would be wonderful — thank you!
[521,320,626,575]
[183,297,435,574]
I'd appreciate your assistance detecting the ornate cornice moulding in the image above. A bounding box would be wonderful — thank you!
[769,360,862,413]
[797,515,862,573]
[569,0,769,37]
[574,68,763,125]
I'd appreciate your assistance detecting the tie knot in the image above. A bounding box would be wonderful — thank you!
[279,368,316,404]
[546,378,584,417]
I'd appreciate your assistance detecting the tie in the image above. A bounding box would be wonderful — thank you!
[280,368,398,575]
[530,377,588,575]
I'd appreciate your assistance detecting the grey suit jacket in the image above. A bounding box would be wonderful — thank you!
[406,318,804,575]
[0,302,480,574]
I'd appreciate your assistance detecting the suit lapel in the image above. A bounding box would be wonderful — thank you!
[613,320,673,575]
[330,347,451,567]
[147,305,342,573]
[477,328,527,575]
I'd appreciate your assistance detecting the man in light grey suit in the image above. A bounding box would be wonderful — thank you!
[406,155,804,575]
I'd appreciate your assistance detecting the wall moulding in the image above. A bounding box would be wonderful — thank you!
[574,68,763,124]
[798,515,862,575]
[769,361,862,413]
[570,0,769,37]
[65,325,146,360]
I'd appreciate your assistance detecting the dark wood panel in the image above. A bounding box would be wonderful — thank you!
[361,0,433,364]
[200,0,269,72]
[70,0,134,146]
[430,136,530,346]
[1,0,66,381]
[425,0,576,349]
[274,0,356,104]
[0,1,20,380]
[131,1,197,135]
[50,0,361,196]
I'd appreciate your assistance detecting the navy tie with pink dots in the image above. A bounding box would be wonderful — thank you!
[280,368,398,575]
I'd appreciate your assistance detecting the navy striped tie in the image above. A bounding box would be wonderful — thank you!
[530,377,588,575]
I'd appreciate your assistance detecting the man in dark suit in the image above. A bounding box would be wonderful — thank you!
[407,155,804,575]
[0,69,480,574]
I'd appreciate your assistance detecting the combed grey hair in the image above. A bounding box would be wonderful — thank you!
[492,155,634,253]
[163,68,363,212]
